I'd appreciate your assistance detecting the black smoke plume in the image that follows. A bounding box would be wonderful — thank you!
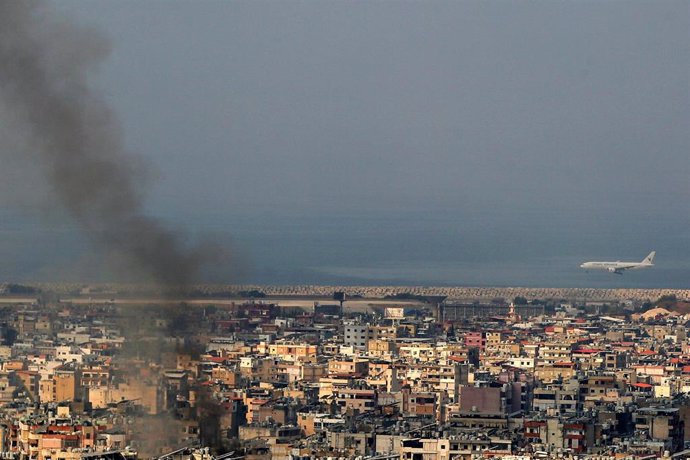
[0,1,221,288]
[0,5,233,454]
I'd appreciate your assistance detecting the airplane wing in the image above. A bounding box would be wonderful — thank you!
[609,265,634,274]
[611,263,645,273]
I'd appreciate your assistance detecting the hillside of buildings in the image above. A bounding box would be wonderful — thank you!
[0,292,688,459]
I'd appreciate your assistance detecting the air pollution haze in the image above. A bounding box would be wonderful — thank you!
[0,1,228,289]
[0,1,688,289]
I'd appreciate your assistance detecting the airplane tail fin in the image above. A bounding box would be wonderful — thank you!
[642,251,655,265]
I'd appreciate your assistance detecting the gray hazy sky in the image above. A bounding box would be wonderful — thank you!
[1,0,689,286]
[46,0,689,218]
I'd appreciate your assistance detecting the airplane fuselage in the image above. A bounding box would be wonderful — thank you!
[580,252,655,274]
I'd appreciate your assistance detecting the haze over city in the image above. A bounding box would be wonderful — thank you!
[0,0,688,288]
[4,2,690,460]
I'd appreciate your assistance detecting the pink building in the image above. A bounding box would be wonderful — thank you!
[464,331,486,351]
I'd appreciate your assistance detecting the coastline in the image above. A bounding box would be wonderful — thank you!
[3,282,688,302]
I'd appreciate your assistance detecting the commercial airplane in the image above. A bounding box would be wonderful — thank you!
[580,251,655,274]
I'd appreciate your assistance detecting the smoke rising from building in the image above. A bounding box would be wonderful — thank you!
[0,5,233,452]
[0,1,222,288]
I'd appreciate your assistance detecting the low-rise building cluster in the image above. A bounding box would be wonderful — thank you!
[0,295,689,459]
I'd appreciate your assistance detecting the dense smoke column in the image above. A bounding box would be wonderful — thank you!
[0,2,230,453]
[0,1,207,288]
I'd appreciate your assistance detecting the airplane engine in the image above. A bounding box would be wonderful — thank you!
[607,267,617,273]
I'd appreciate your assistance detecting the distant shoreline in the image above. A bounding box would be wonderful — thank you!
[1,282,688,302]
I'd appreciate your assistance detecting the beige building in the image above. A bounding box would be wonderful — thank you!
[267,343,318,362]
[328,358,368,376]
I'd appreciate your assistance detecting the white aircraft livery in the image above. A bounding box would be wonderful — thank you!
[580,251,655,274]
